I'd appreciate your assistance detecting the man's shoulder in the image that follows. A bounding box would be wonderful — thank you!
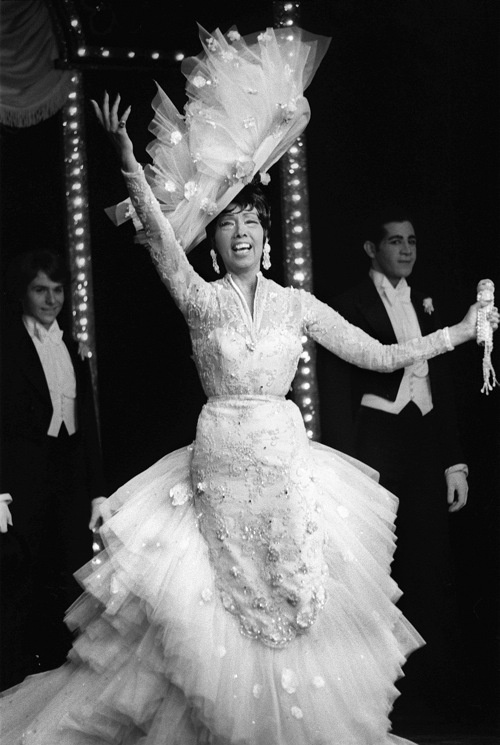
[333,277,376,311]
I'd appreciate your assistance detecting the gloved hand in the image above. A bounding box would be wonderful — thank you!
[89,497,109,530]
[0,501,13,533]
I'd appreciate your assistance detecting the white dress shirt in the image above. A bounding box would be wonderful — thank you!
[361,270,433,415]
[23,315,77,436]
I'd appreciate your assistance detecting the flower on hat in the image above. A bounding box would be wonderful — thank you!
[200,198,217,215]
[184,181,198,200]
[230,159,255,184]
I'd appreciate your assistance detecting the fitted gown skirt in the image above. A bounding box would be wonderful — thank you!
[0,396,422,745]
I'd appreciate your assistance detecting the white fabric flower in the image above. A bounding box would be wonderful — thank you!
[281,668,298,694]
[184,181,198,200]
[169,478,193,506]
[164,180,176,192]
[227,30,241,42]
[170,130,182,145]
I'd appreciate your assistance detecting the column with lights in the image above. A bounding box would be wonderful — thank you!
[62,72,96,369]
[273,1,321,441]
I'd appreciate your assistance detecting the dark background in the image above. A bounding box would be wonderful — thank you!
[1,0,499,722]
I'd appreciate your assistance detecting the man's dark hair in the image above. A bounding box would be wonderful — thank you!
[206,182,271,245]
[363,208,416,249]
[5,250,70,307]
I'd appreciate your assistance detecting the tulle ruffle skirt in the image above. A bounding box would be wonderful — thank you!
[1,397,421,745]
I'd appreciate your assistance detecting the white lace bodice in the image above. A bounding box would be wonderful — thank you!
[125,167,453,397]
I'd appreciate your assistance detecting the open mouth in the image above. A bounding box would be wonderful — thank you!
[232,242,252,253]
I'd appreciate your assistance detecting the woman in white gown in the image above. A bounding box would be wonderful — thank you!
[1,23,497,745]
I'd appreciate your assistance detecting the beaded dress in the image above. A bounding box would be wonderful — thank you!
[0,167,456,745]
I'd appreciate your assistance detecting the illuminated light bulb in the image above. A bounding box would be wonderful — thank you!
[293,210,301,217]
[302,367,310,375]
[306,429,313,439]
[101,49,110,57]
[75,242,84,250]
[80,332,89,341]
[79,303,87,311]
[77,47,86,56]
[294,242,303,249]
[69,106,77,116]
[301,382,311,390]
[73,213,83,221]
[127,51,136,58]
[292,225,303,234]
[71,19,80,27]
[304,413,312,422]
[75,227,84,236]
[301,336,308,344]
[175,52,185,61]
[73,197,83,207]
[76,257,86,267]
[292,194,301,202]
[151,52,160,59]
[293,272,305,282]
[303,397,311,406]
[294,257,304,265]
[72,182,82,190]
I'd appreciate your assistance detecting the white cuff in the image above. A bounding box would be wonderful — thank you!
[442,326,454,351]
[0,493,13,504]
[121,165,143,178]
[445,463,469,478]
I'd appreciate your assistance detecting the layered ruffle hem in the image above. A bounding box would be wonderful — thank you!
[1,398,422,745]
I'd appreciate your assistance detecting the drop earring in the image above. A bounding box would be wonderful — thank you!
[210,248,220,274]
[262,240,271,270]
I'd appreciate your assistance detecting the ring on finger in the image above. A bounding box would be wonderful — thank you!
[118,120,126,128]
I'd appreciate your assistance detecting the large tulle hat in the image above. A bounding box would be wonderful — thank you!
[106,24,330,252]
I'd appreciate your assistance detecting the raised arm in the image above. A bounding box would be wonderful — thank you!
[90,93,208,312]
[301,291,498,371]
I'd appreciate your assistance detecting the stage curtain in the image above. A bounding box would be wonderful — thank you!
[0,0,72,127]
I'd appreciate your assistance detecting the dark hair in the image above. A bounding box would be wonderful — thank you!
[206,183,271,245]
[5,250,70,307]
[363,208,416,249]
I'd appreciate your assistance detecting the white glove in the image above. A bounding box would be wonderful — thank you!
[0,501,13,533]
[446,470,468,513]
[89,497,108,530]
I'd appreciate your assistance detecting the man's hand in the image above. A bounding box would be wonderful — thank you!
[446,470,468,512]
[89,497,108,530]
[0,502,13,533]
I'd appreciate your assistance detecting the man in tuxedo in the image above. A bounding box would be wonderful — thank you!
[0,250,106,689]
[318,213,469,723]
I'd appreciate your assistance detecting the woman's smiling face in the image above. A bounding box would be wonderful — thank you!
[214,204,264,276]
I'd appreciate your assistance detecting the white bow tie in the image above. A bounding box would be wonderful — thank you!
[386,284,411,305]
[35,326,64,345]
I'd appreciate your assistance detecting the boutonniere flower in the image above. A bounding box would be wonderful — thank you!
[78,341,92,360]
[423,297,434,315]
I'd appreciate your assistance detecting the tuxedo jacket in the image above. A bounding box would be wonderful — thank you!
[318,277,464,470]
[0,311,105,506]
